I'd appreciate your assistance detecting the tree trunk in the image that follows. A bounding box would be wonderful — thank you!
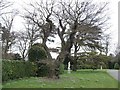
[43,43,52,60]
[42,36,52,60]
[72,43,79,71]
[3,41,9,59]
[72,59,77,71]
[47,60,60,79]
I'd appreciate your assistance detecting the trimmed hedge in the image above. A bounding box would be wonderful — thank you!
[2,60,37,82]
[28,44,47,62]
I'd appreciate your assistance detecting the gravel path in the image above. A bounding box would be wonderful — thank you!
[107,70,120,81]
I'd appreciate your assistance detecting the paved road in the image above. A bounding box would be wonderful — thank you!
[107,70,120,81]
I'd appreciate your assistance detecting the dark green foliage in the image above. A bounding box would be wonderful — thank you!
[2,60,37,82]
[36,60,60,79]
[13,53,21,60]
[77,52,112,70]
[114,63,120,70]
[77,64,96,69]
[36,60,50,77]
[36,62,49,77]
[59,64,64,74]
[113,52,120,68]
[28,44,47,62]
[108,61,114,69]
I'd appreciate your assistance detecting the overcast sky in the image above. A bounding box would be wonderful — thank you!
[7,0,119,57]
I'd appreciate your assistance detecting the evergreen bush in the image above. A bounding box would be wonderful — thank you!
[28,44,47,62]
[2,60,37,82]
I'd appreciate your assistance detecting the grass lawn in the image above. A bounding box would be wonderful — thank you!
[2,69,119,88]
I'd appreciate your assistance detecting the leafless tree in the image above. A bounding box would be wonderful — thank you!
[0,0,12,16]
[54,0,109,71]
[0,0,14,59]
[24,1,56,60]
[102,34,111,56]
[23,17,40,48]
[1,12,18,59]
[23,0,110,76]
[15,31,29,60]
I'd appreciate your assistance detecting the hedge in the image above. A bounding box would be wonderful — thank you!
[2,60,37,82]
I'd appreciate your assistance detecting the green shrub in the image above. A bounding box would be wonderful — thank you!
[77,64,98,70]
[36,62,49,77]
[36,60,57,77]
[59,64,64,74]
[28,44,47,62]
[2,60,37,82]
[114,63,120,70]
[80,64,92,69]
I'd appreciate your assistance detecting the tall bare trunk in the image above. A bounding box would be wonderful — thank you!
[43,42,52,60]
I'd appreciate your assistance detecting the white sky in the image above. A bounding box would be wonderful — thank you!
[6,0,119,57]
